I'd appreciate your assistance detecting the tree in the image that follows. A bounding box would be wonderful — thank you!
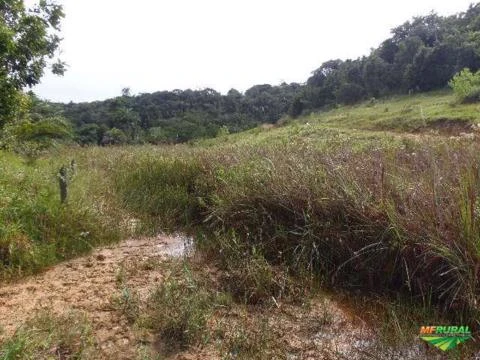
[0,0,65,127]
[76,123,102,145]
[289,97,304,118]
[336,83,366,105]
[101,128,128,145]
[121,87,131,97]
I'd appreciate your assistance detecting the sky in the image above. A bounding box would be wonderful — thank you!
[31,0,476,103]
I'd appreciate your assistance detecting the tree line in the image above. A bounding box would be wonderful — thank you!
[298,4,480,112]
[60,84,302,145]
[2,1,480,147]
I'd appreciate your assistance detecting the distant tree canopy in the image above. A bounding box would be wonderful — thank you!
[0,0,65,127]
[301,5,480,108]
[23,3,480,145]
[58,83,302,145]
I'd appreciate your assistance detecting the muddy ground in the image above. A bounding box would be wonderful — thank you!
[0,235,470,359]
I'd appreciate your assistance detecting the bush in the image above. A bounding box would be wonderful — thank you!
[0,117,73,158]
[336,83,366,105]
[101,127,128,145]
[449,68,480,103]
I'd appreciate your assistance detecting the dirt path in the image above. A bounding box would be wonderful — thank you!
[0,235,189,359]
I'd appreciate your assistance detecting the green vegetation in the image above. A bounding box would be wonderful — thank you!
[114,259,285,359]
[0,310,95,360]
[55,84,301,145]
[110,92,480,321]
[4,3,478,146]
[138,263,218,350]
[113,155,206,232]
[0,0,65,126]
[2,1,480,357]
[0,150,123,279]
[2,91,480,319]
[3,91,480,315]
[1,2,480,149]
[450,68,480,103]
[219,316,280,360]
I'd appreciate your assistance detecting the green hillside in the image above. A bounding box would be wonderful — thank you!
[200,90,478,145]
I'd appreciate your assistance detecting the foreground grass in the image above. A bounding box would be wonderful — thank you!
[112,257,478,359]
[0,310,95,359]
[112,136,480,316]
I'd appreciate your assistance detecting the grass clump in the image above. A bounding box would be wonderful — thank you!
[113,155,208,232]
[219,316,281,360]
[112,285,141,325]
[112,264,141,324]
[113,136,480,319]
[0,310,95,360]
[220,252,285,305]
[208,234,307,305]
[139,262,221,350]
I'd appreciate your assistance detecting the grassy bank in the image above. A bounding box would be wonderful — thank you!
[112,139,480,315]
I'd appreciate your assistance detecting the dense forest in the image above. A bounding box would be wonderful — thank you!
[4,2,480,146]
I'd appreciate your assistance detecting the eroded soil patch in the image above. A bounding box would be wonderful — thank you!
[0,235,189,359]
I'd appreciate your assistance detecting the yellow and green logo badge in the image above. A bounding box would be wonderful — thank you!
[419,326,472,351]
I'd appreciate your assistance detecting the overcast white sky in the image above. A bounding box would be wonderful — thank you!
[31,0,475,103]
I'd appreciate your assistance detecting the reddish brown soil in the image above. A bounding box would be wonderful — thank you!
[0,235,188,359]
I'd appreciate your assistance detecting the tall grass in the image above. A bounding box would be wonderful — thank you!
[112,138,480,318]
[0,150,123,279]
[2,92,480,319]
[113,153,207,232]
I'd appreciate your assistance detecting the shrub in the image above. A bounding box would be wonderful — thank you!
[449,68,480,103]
[336,82,367,105]
[102,127,128,145]
[0,117,73,158]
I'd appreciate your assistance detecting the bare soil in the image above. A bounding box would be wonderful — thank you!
[0,235,188,359]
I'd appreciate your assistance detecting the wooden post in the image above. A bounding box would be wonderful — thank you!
[59,165,68,204]
[70,159,77,177]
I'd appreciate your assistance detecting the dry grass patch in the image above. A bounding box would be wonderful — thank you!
[0,310,95,360]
